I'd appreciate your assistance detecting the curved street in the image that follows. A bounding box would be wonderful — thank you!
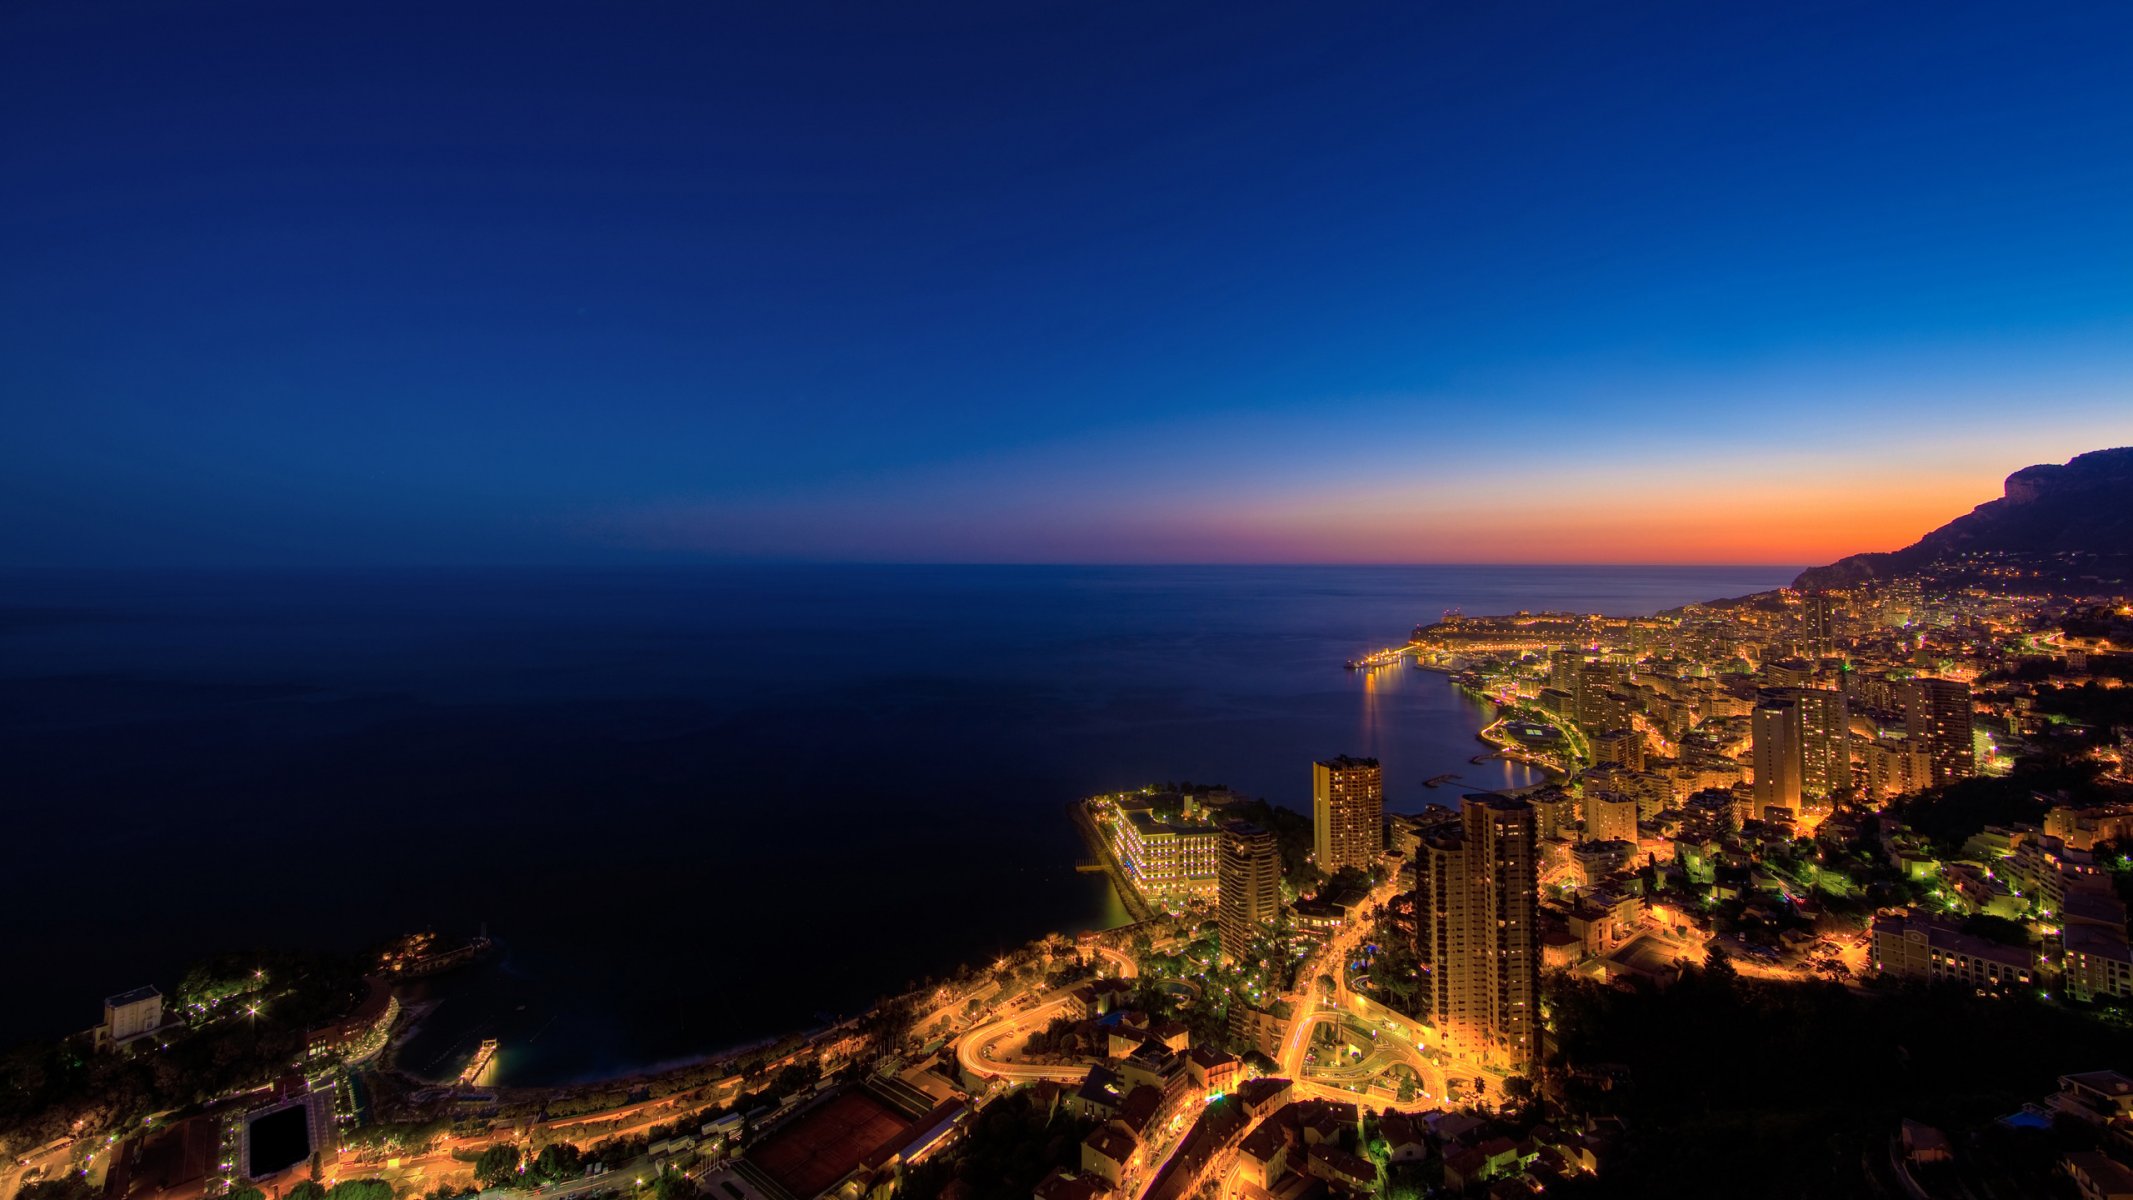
[954,990,1087,1084]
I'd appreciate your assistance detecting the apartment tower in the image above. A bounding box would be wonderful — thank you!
[1904,677,1976,787]
[1312,755,1384,871]
[1752,685,1849,816]
[1217,821,1282,963]
[1414,794,1540,1074]
[1750,704,1802,817]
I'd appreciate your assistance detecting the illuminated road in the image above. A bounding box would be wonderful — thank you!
[1276,873,1403,1081]
[1092,945,1139,980]
[954,989,1088,1084]
[954,940,1145,1086]
[6,1135,111,1200]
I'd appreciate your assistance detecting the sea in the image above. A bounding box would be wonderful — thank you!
[0,563,1791,1084]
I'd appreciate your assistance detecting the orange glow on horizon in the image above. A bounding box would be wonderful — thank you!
[614,444,2128,566]
[1188,467,1993,565]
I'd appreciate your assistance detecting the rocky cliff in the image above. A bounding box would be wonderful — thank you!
[1793,446,2133,589]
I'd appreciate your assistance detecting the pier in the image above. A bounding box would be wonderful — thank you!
[1342,645,1414,671]
[1067,801,1155,923]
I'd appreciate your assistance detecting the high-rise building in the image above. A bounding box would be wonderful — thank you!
[1313,755,1384,871]
[1217,821,1282,963]
[1414,794,1540,1073]
[1548,648,1582,696]
[1584,790,1639,844]
[1751,704,1802,817]
[1526,787,1575,841]
[1803,593,1835,657]
[1905,678,1976,787]
[1591,728,1645,771]
[1751,686,1849,815]
[1861,738,1932,802]
[1791,687,1850,799]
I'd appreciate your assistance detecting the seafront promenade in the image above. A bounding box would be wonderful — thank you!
[1067,798,1156,924]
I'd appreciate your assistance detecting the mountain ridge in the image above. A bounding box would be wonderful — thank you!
[1793,446,2133,590]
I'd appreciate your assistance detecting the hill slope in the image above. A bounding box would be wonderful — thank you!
[1794,446,2133,589]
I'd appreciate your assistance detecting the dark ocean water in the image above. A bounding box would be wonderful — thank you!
[0,564,1790,1083]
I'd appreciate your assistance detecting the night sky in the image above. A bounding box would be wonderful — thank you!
[5,2,2131,566]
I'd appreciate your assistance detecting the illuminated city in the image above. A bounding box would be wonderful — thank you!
[7,6,2133,1200]
[9,449,2133,1200]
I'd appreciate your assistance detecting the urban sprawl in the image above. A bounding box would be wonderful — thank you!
[12,561,2133,1200]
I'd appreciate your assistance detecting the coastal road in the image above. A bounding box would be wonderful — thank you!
[1092,945,1139,980]
[954,988,1089,1085]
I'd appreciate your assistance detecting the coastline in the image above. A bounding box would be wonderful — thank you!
[1067,799,1155,924]
[1417,659,1578,784]
[390,664,1546,1100]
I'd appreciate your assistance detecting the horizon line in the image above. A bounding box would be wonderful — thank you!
[0,559,1812,572]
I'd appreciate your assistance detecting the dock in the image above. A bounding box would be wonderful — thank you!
[1067,801,1155,923]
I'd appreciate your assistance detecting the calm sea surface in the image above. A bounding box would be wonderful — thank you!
[0,564,1790,1083]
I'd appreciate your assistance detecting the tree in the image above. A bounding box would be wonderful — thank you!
[229,1188,265,1200]
[532,1143,583,1183]
[327,1180,393,1200]
[653,1174,699,1200]
[18,1180,97,1200]
[287,1182,328,1200]
[474,1145,522,1189]
[1702,946,1738,990]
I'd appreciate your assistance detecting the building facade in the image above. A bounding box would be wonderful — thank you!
[1752,686,1849,815]
[99,986,163,1051]
[1109,808,1220,908]
[1217,821,1282,963]
[1312,756,1384,871]
[1871,910,2034,989]
[1904,677,1976,787]
[1583,791,1638,845]
[1750,704,1802,816]
[1414,794,1540,1073]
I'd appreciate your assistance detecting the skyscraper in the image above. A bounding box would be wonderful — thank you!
[1217,821,1282,963]
[1750,704,1802,817]
[1803,592,1835,657]
[1751,685,1849,816]
[1415,794,1539,1074]
[1313,755,1384,871]
[1792,686,1850,798]
[1548,648,1582,695]
[1905,677,1976,787]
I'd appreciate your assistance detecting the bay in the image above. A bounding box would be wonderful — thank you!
[0,563,1791,1082]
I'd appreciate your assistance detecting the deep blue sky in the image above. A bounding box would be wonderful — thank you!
[4,2,2131,565]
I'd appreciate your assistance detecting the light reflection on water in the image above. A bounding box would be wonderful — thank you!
[0,563,1790,1082]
